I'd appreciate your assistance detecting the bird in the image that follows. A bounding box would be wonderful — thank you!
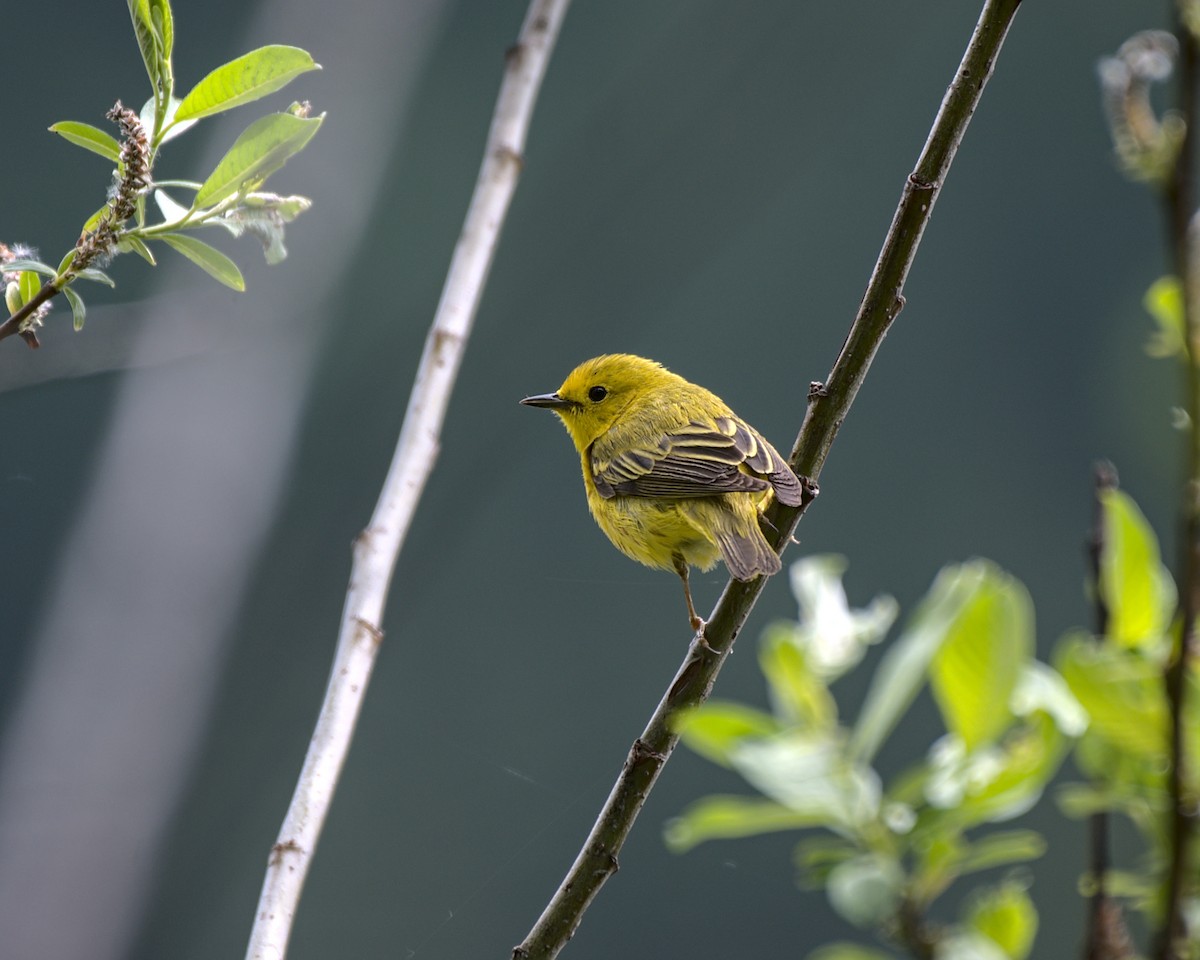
[521,354,804,631]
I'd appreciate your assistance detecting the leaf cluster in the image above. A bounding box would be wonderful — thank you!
[1057,491,1200,944]
[668,555,1078,959]
[1,0,321,340]
[669,488,1199,957]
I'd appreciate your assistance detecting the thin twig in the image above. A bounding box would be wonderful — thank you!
[242,3,572,958]
[511,1,1024,956]
[0,283,55,348]
[1158,8,1200,959]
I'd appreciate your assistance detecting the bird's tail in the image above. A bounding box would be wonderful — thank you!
[713,523,781,581]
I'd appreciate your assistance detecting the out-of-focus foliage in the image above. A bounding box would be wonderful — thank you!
[1056,491,1200,940]
[668,555,1084,958]
[1097,31,1184,186]
[668,485,1198,955]
[1144,276,1186,360]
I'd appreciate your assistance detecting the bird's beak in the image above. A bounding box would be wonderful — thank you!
[520,392,574,410]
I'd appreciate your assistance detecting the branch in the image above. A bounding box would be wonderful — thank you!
[512,1,1024,956]
[0,282,55,348]
[1158,10,1200,960]
[1083,462,1134,960]
[241,2,573,958]
[897,895,940,960]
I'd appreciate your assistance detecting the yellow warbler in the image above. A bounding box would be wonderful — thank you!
[522,354,803,630]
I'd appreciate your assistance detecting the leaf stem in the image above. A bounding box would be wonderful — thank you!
[511,1,1024,956]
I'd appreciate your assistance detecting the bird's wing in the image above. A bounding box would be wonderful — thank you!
[591,416,799,503]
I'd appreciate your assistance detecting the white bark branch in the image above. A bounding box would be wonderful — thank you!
[243,2,572,957]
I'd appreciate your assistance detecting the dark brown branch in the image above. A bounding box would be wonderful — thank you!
[0,283,56,348]
[897,895,940,960]
[511,1,1024,956]
[1083,462,1133,960]
[1159,10,1200,960]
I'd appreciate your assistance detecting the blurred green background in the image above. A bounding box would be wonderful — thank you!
[0,1,1178,958]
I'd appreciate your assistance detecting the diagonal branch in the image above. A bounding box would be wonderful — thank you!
[0,282,55,348]
[241,2,573,958]
[512,0,1024,957]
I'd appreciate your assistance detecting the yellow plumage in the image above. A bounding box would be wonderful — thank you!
[522,354,803,629]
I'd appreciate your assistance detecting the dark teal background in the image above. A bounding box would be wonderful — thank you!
[0,1,1178,958]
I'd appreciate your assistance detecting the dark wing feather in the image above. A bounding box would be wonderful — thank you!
[591,416,802,504]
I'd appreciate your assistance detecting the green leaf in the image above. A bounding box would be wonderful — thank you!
[914,830,1044,904]
[663,795,826,853]
[2,258,57,277]
[930,562,1034,750]
[966,882,1038,960]
[1009,661,1088,736]
[1054,782,1114,819]
[826,854,904,927]
[159,234,245,291]
[956,830,1046,877]
[175,46,320,122]
[1100,488,1175,650]
[729,732,881,832]
[936,930,1010,960]
[49,121,122,162]
[806,945,897,960]
[74,268,116,288]
[1055,781,1160,827]
[127,0,173,95]
[1145,275,1186,358]
[1074,731,1169,803]
[1098,869,1157,902]
[128,0,161,89]
[81,204,110,235]
[62,285,86,331]
[787,555,898,681]
[926,714,1067,827]
[151,0,173,64]
[673,701,780,767]
[194,112,323,208]
[794,835,864,885]
[118,235,157,265]
[1056,631,1168,759]
[908,829,966,905]
[850,563,1006,763]
[907,830,1041,912]
[758,624,837,729]
[153,188,191,224]
[142,95,195,145]
[18,270,41,305]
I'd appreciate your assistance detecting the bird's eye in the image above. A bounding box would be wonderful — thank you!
[588,385,608,402]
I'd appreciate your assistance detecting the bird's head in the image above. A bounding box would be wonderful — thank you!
[521,354,675,451]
